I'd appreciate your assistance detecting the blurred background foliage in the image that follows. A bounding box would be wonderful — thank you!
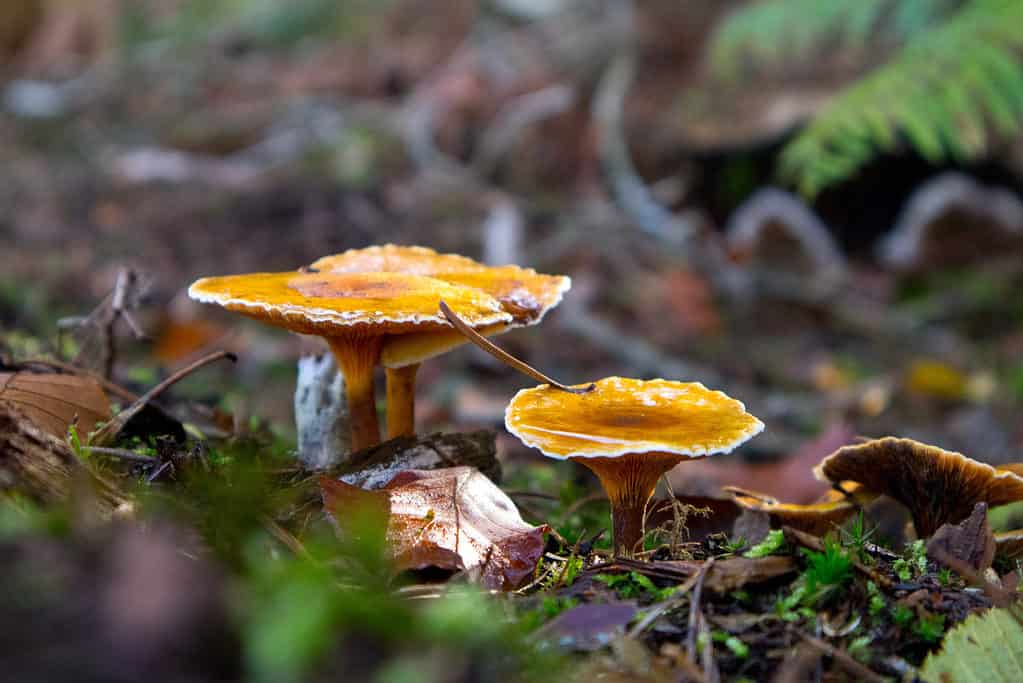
[3,2,1023,678]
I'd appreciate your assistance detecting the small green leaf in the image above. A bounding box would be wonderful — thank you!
[744,529,786,558]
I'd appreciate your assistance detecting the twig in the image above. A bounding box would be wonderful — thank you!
[686,557,715,664]
[628,570,701,638]
[439,301,594,394]
[263,516,313,561]
[90,350,236,447]
[792,629,886,683]
[82,446,156,463]
[699,608,721,683]
[68,267,150,378]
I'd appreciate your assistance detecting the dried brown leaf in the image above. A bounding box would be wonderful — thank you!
[927,502,996,572]
[0,371,110,437]
[321,466,547,590]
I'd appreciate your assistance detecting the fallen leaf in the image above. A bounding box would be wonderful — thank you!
[921,607,1023,683]
[321,466,547,591]
[534,602,638,652]
[0,371,110,437]
[927,502,996,572]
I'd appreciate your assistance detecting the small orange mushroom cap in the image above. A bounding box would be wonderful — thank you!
[506,377,763,555]
[505,377,764,460]
[187,271,511,336]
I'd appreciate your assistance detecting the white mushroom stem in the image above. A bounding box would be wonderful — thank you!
[326,336,383,452]
[385,363,420,439]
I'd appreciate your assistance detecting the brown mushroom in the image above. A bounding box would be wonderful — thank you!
[813,437,1023,538]
[188,270,510,451]
[725,482,875,536]
[995,529,1023,561]
[310,245,570,439]
[505,377,764,556]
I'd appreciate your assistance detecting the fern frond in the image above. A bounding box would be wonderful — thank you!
[779,0,1023,196]
[708,0,961,80]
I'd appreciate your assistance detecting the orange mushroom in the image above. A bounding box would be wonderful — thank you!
[725,482,875,536]
[188,270,510,451]
[310,245,570,439]
[505,377,764,556]
[814,437,1023,538]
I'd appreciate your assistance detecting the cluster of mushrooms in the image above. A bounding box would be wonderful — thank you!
[191,245,1023,558]
[190,245,764,555]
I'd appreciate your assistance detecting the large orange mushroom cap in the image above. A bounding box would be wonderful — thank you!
[188,269,513,452]
[814,437,1023,538]
[187,270,511,336]
[506,377,764,554]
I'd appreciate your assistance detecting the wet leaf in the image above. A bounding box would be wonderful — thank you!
[0,372,110,437]
[321,466,547,591]
[921,607,1023,683]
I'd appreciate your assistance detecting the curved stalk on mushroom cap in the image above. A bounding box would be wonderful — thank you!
[312,245,571,438]
[188,270,510,452]
[506,377,764,556]
[439,300,594,394]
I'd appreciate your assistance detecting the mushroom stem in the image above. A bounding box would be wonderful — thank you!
[326,336,383,452]
[385,363,420,439]
[573,452,684,557]
[611,500,649,558]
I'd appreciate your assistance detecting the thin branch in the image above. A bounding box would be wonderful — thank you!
[90,350,236,447]
[439,301,594,393]
[686,557,716,664]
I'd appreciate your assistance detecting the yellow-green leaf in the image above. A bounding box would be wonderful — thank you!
[921,607,1023,683]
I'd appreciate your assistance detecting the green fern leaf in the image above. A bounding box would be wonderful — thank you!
[708,0,958,80]
[779,0,1023,195]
